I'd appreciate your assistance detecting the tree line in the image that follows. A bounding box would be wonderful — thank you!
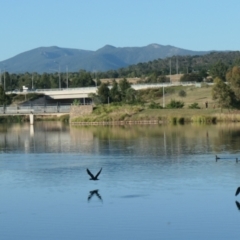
[89,78,139,105]
[0,70,98,92]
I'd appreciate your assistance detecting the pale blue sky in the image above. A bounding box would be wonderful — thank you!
[0,0,239,61]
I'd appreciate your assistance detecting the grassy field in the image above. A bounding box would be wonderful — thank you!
[160,85,213,109]
[138,84,215,109]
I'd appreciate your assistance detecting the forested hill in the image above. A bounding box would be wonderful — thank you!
[0,44,209,73]
[97,51,240,79]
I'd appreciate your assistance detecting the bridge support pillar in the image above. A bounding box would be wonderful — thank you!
[29,113,34,125]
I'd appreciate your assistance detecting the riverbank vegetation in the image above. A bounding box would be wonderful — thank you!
[72,103,240,124]
[72,64,240,124]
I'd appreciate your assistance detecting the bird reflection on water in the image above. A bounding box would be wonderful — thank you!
[235,186,240,211]
[235,187,240,196]
[235,201,240,211]
[88,189,103,203]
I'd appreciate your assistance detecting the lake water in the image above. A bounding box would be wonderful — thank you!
[1,122,240,239]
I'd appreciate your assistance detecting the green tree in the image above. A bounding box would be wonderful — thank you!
[198,69,208,79]
[210,61,228,81]
[180,73,203,82]
[212,77,234,109]
[39,73,51,89]
[118,78,131,101]
[125,88,137,104]
[226,66,240,101]
[72,70,95,87]
[88,93,102,105]
[0,85,11,105]
[49,75,59,89]
[97,83,110,104]
[95,78,101,87]
[110,80,121,102]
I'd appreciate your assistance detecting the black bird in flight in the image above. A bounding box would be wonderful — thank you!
[88,189,103,202]
[236,187,240,196]
[86,168,102,180]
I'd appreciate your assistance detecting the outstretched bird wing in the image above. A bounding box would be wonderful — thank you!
[88,192,94,201]
[96,191,103,202]
[86,169,95,179]
[95,168,102,178]
[235,187,240,196]
[236,201,240,210]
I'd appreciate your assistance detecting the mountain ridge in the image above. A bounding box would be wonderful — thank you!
[0,44,211,73]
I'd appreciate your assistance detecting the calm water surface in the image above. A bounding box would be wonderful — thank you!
[1,122,240,239]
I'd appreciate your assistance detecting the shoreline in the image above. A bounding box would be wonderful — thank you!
[71,120,161,125]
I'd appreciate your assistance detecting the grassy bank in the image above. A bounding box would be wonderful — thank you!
[71,85,239,124]
[71,104,240,124]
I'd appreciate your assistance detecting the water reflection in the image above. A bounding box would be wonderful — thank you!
[2,122,240,239]
[88,189,103,203]
[2,122,240,155]
[235,201,240,211]
[30,125,34,137]
[235,187,240,196]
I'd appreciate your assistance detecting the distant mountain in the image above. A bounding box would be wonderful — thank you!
[0,44,211,73]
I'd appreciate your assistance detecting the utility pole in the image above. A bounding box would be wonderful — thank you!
[176,57,178,75]
[162,85,165,108]
[169,59,172,82]
[66,66,68,88]
[169,59,172,76]
[31,75,33,89]
[4,68,6,91]
[58,65,61,89]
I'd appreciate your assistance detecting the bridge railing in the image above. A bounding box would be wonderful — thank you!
[6,81,208,96]
[35,86,97,92]
[0,103,74,114]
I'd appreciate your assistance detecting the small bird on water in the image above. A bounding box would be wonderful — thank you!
[86,168,102,180]
[236,187,240,196]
